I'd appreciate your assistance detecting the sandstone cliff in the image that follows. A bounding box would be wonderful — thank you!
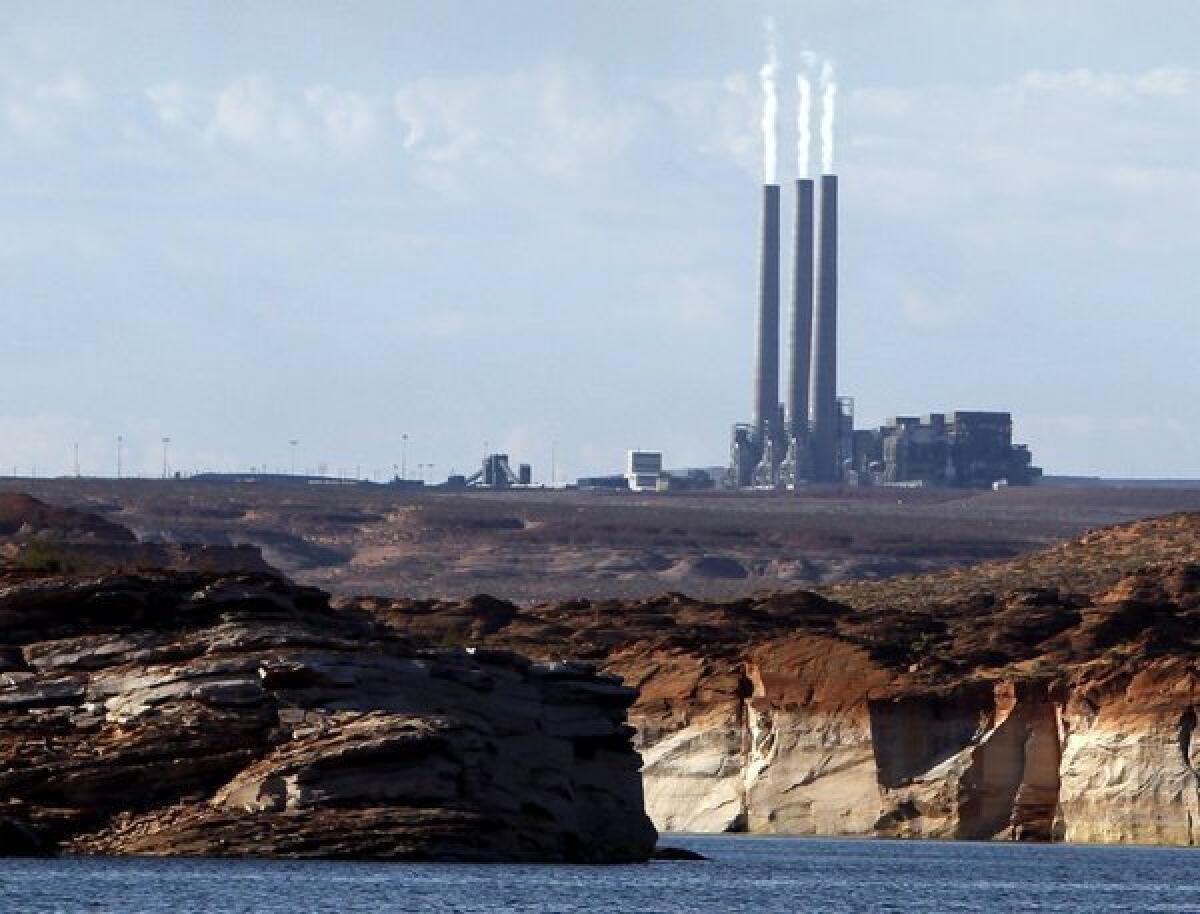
[0,570,656,862]
[364,514,1200,845]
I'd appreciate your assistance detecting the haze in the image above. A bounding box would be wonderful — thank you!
[2,0,1197,480]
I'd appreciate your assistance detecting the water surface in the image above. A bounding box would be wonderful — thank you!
[3,835,1197,912]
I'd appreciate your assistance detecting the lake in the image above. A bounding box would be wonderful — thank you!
[3,835,1198,912]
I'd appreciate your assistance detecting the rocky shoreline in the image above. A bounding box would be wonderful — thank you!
[3,493,1199,854]
[364,516,1200,845]
[0,570,656,862]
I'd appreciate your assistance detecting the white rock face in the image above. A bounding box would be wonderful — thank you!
[639,649,887,836]
[640,709,881,836]
[1055,666,1200,845]
[641,720,747,832]
[742,707,880,835]
[638,669,1200,845]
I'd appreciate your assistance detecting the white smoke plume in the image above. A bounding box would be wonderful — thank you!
[796,73,812,178]
[819,58,837,174]
[759,17,779,184]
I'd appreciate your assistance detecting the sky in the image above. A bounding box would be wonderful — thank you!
[1,0,1198,481]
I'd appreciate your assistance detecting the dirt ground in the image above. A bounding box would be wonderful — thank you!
[3,478,1199,603]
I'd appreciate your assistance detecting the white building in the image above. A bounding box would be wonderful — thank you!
[625,450,663,492]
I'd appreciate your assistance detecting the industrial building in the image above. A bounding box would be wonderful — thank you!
[625,451,663,492]
[849,412,1041,488]
[728,172,1039,490]
[448,454,532,489]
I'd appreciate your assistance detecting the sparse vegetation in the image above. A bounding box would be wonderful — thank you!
[13,539,86,574]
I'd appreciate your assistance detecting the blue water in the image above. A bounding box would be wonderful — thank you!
[2,836,1198,913]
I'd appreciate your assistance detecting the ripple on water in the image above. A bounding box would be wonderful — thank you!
[2,837,1199,913]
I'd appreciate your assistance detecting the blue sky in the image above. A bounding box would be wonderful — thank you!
[2,1,1198,480]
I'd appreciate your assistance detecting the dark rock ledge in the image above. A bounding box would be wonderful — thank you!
[0,571,657,863]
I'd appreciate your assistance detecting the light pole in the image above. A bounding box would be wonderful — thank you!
[73,442,80,479]
[161,437,171,479]
[289,440,299,476]
[116,435,123,479]
[401,434,408,480]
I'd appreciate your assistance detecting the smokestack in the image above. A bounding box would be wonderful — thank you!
[752,184,781,441]
[808,174,838,481]
[788,179,815,439]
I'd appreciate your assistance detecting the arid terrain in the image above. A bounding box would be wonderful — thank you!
[358,512,1200,842]
[3,478,1200,603]
[3,490,1200,846]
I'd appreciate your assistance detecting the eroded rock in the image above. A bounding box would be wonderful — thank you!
[0,570,656,862]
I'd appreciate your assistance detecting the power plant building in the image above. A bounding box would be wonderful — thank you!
[851,412,1041,488]
[731,174,842,488]
[625,450,664,492]
[728,172,1039,490]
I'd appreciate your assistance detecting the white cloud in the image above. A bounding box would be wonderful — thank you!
[393,62,648,187]
[0,70,93,142]
[145,81,205,133]
[846,65,1200,248]
[656,72,759,178]
[304,85,379,152]
[147,77,382,160]
[209,76,305,150]
[1016,66,1192,99]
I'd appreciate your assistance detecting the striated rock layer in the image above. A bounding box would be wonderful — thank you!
[0,570,656,862]
[364,514,1200,845]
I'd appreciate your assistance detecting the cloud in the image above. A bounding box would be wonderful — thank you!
[0,70,93,142]
[304,85,379,151]
[846,65,1200,254]
[146,77,382,160]
[209,76,305,151]
[655,72,759,179]
[145,81,199,132]
[392,61,647,188]
[1015,66,1193,99]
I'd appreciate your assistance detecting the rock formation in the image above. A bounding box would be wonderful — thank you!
[0,493,271,576]
[365,513,1200,845]
[0,569,656,862]
[4,490,1198,850]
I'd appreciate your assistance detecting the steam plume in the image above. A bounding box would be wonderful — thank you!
[759,17,779,184]
[819,59,836,174]
[796,73,812,178]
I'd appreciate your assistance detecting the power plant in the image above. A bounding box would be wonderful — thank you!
[728,173,1038,490]
[731,171,849,488]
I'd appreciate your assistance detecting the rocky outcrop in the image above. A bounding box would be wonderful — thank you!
[0,493,272,576]
[0,571,656,862]
[634,564,1200,844]
[6,495,1199,849]
[364,517,1200,846]
[0,493,137,543]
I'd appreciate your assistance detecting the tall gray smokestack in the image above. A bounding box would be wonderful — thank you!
[752,184,781,441]
[808,174,838,481]
[788,179,815,440]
